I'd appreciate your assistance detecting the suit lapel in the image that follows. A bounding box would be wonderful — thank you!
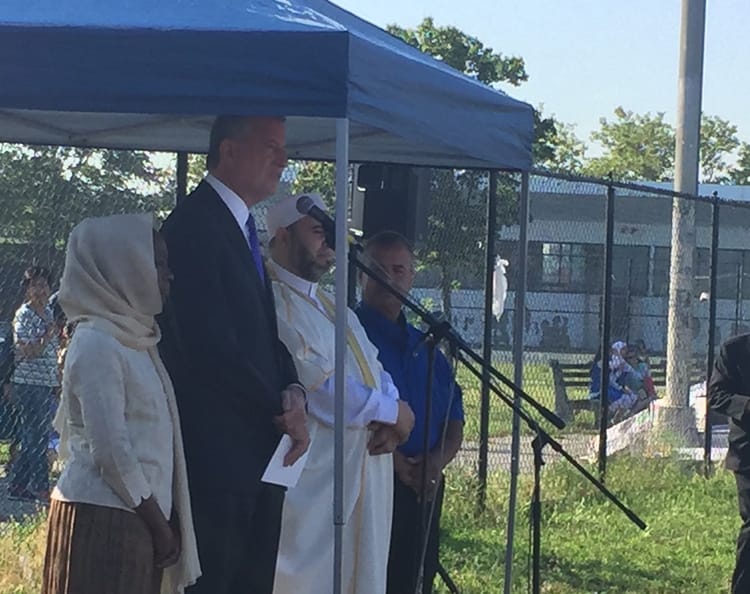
[196,182,268,292]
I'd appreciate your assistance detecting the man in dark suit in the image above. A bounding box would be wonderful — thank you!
[709,333,750,593]
[159,116,310,594]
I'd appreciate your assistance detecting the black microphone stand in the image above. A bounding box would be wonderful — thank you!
[454,353,648,593]
[349,247,647,594]
[412,318,455,594]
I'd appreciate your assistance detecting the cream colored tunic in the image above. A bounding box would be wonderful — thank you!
[270,261,396,594]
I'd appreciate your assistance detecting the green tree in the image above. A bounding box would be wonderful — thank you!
[730,142,750,186]
[287,18,532,317]
[186,153,207,193]
[583,108,745,183]
[700,115,740,182]
[290,161,336,209]
[386,17,528,86]
[535,119,587,174]
[583,107,675,181]
[0,144,174,298]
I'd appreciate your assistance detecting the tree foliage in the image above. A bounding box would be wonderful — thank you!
[582,108,745,183]
[583,107,675,181]
[730,142,750,186]
[385,19,537,316]
[0,144,174,282]
[534,120,587,174]
[386,17,528,87]
[700,115,740,183]
[290,161,336,209]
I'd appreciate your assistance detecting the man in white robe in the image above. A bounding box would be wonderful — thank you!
[266,193,415,594]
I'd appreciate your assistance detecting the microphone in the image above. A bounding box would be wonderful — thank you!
[296,195,336,249]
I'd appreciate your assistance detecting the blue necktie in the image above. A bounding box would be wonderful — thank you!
[245,213,266,285]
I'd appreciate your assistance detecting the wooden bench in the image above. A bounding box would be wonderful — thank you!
[550,358,704,426]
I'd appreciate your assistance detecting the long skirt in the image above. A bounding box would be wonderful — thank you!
[42,499,162,594]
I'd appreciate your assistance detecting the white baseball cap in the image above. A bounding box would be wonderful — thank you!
[266,192,327,240]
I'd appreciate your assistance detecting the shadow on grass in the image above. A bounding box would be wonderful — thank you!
[540,550,729,594]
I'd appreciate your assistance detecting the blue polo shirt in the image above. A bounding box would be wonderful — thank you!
[355,302,464,458]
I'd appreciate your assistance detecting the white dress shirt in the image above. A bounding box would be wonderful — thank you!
[269,260,399,428]
[205,173,252,246]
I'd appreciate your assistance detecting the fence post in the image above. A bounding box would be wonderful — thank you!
[478,171,497,512]
[503,171,529,594]
[704,192,720,477]
[598,183,616,481]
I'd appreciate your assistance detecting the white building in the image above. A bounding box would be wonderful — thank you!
[416,182,750,355]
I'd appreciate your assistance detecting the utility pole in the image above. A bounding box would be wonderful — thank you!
[657,0,705,442]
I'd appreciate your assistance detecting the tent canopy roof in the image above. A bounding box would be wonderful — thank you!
[0,0,534,169]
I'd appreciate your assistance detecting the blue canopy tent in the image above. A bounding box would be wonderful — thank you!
[0,1,534,590]
[0,0,533,169]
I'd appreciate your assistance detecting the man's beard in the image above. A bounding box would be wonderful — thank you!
[294,248,332,282]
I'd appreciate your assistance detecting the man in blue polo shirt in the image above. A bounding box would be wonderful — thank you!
[356,231,464,594]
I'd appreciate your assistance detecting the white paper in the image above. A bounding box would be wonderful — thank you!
[261,434,309,488]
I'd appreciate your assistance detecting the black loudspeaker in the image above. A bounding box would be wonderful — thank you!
[353,164,430,247]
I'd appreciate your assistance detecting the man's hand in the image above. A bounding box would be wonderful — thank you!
[367,423,400,455]
[393,450,419,490]
[367,401,415,455]
[274,385,310,466]
[409,453,444,501]
[394,451,442,500]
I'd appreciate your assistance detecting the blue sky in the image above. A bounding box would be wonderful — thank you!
[333,0,750,153]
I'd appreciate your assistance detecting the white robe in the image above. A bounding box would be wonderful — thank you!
[270,264,394,594]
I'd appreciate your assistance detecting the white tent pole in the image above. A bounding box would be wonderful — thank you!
[333,117,349,594]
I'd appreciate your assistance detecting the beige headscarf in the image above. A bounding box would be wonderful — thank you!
[57,213,201,593]
[59,213,162,351]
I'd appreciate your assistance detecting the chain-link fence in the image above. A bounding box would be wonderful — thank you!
[314,165,744,494]
[0,144,178,518]
[459,172,744,489]
[0,147,745,524]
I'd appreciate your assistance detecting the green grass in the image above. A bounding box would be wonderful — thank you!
[0,456,738,594]
[459,360,596,443]
[0,513,46,594]
[437,455,736,593]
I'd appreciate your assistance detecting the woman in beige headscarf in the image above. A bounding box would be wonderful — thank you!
[41,213,200,594]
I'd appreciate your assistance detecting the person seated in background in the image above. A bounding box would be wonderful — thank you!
[622,343,657,399]
[589,343,638,422]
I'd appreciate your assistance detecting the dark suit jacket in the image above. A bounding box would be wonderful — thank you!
[159,180,299,494]
[709,333,750,472]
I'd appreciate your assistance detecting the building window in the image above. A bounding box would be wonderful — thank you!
[612,245,650,296]
[716,250,750,300]
[540,243,586,289]
[652,247,670,297]
[653,247,721,298]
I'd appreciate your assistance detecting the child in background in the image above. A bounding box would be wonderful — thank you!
[589,342,638,423]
